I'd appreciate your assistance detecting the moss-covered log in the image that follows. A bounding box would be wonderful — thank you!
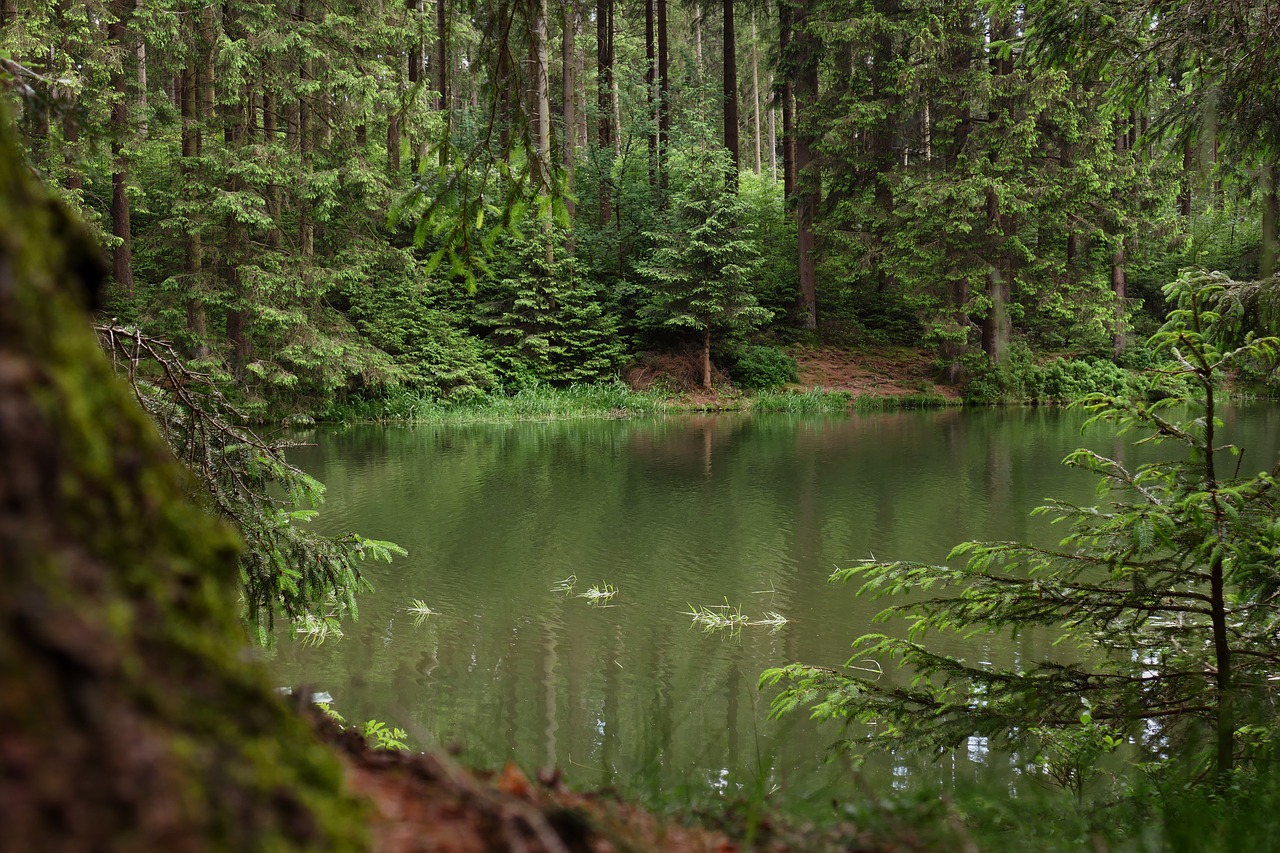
[0,110,365,849]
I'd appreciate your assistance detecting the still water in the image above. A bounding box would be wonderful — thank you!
[269,405,1280,809]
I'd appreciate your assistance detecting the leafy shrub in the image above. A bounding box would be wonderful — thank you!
[731,345,799,390]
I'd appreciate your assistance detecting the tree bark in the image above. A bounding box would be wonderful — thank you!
[0,107,365,852]
[722,0,739,180]
[562,1,577,220]
[596,0,612,225]
[779,0,795,199]
[1262,163,1278,280]
[792,0,818,329]
[657,0,669,191]
[645,0,656,186]
[750,9,761,174]
[109,0,135,299]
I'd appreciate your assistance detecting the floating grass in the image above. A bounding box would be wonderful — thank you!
[683,600,788,635]
[551,574,577,595]
[577,583,618,606]
[408,598,438,626]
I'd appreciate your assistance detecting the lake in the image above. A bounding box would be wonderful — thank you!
[268,405,1280,812]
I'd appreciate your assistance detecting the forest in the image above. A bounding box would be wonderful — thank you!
[3,0,1276,416]
[4,0,1280,851]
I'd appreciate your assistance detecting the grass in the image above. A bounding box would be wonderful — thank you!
[683,600,788,635]
[577,583,619,606]
[751,387,852,414]
[851,391,958,411]
[329,380,670,423]
[408,598,437,626]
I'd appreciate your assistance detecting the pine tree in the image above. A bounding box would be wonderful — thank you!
[637,146,770,388]
[763,270,1280,780]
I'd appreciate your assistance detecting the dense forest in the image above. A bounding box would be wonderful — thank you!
[3,0,1276,416]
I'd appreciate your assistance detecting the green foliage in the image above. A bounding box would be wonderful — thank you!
[752,388,851,414]
[762,270,1280,784]
[730,345,799,390]
[961,341,1187,404]
[96,325,404,644]
[635,146,771,343]
[476,226,627,387]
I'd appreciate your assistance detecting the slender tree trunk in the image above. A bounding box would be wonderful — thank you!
[657,0,669,191]
[180,66,208,360]
[702,326,712,390]
[792,0,818,329]
[435,0,449,165]
[135,38,148,139]
[722,0,739,181]
[1111,246,1127,358]
[1179,140,1193,219]
[981,12,1013,363]
[562,2,577,228]
[1262,164,1278,279]
[596,0,612,225]
[779,0,795,199]
[693,1,703,76]
[750,10,761,175]
[58,0,82,191]
[645,0,656,186]
[532,0,553,263]
[110,0,135,299]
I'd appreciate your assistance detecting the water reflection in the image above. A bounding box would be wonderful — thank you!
[270,405,1279,808]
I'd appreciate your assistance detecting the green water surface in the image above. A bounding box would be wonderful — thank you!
[268,405,1280,812]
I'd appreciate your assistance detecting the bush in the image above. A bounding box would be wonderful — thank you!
[731,345,799,390]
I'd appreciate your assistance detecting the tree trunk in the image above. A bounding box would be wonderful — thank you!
[180,67,209,360]
[779,0,795,199]
[645,0,656,186]
[109,0,135,299]
[435,0,449,165]
[657,0,669,191]
[750,9,761,175]
[1262,163,1278,280]
[0,107,365,851]
[792,0,818,329]
[702,326,712,390]
[562,1,577,221]
[1111,245,1127,358]
[722,0,739,181]
[596,0,612,225]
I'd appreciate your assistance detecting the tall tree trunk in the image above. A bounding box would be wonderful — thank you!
[109,0,135,299]
[180,67,209,360]
[1111,245,1127,358]
[1262,163,1278,280]
[58,0,82,191]
[792,0,818,329]
[435,0,449,165]
[596,0,613,225]
[645,0,656,186]
[779,0,795,199]
[702,327,712,390]
[750,9,761,175]
[135,38,148,139]
[562,2,577,227]
[722,0,739,181]
[693,1,703,75]
[981,12,1013,363]
[657,0,669,191]
[532,0,553,264]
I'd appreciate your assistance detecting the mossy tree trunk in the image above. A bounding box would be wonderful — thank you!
[0,110,365,851]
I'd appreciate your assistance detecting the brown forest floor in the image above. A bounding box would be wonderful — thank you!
[316,713,931,853]
[790,346,959,399]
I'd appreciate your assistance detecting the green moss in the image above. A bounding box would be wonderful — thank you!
[0,109,367,850]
